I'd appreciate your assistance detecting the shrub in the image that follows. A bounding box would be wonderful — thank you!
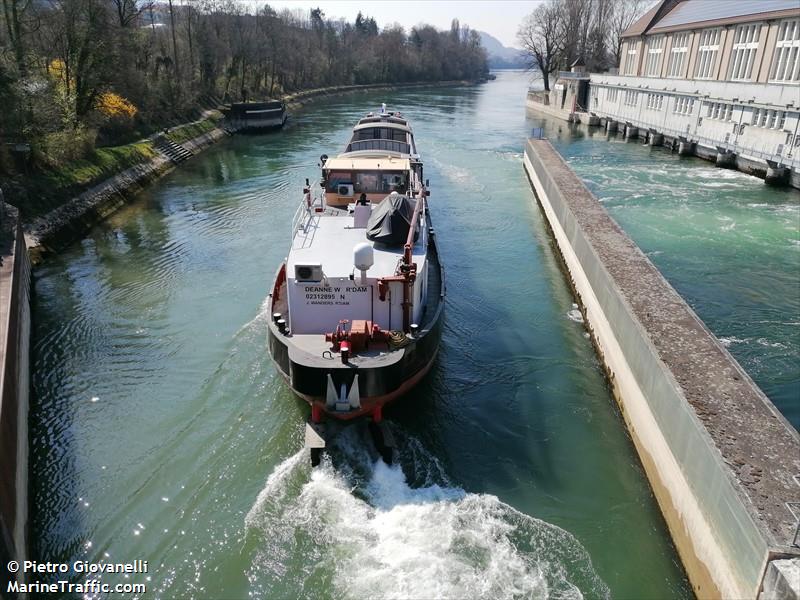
[39,127,96,167]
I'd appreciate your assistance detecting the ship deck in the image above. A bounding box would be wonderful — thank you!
[275,232,443,370]
[288,206,426,280]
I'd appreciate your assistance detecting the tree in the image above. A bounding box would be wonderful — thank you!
[1,0,30,77]
[167,0,181,87]
[111,0,151,28]
[608,0,648,67]
[1,0,489,177]
[517,0,564,91]
[42,0,115,124]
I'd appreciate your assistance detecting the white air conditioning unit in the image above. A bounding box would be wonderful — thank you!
[295,263,323,282]
[338,183,354,197]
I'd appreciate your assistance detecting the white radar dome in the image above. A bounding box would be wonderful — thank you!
[353,242,374,272]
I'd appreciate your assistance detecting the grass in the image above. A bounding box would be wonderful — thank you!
[17,116,221,220]
[46,142,157,189]
[20,141,157,219]
[164,118,217,145]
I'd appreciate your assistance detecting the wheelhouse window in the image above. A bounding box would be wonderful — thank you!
[695,28,721,79]
[645,36,664,77]
[770,19,800,82]
[325,170,408,194]
[353,127,407,142]
[667,32,690,78]
[729,24,760,81]
[358,171,407,194]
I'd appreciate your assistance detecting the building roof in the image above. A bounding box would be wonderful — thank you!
[324,156,411,171]
[353,121,411,133]
[622,0,681,38]
[624,0,800,38]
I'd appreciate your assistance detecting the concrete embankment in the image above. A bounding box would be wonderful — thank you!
[0,204,31,593]
[525,91,580,123]
[523,138,800,599]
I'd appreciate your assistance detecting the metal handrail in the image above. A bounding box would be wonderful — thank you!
[290,181,323,237]
[599,111,800,167]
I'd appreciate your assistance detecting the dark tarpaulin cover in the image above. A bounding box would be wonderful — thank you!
[366,193,418,246]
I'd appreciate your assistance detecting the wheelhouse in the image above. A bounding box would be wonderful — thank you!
[321,110,422,208]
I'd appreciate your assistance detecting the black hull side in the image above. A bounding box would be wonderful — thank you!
[268,304,442,399]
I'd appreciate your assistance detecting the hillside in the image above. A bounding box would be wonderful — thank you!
[478,31,526,69]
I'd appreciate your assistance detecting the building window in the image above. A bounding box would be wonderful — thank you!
[770,19,800,82]
[624,42,639,75]
[646,93,663,110]
[752,108,773,127]
[695,28,721,79]
[729,24,760,81]
[707,102,733,121]
[607,88,619,102]
[624,90,638,106]
[777,111,786,129]
[674,96,694,115]
[667,32,690,77]
[724,104,733,121]
[645,36,664,76]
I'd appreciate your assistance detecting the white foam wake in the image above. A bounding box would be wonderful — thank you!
[245,429,609,599]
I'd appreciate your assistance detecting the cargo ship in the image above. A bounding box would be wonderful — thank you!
[267,106,444,464]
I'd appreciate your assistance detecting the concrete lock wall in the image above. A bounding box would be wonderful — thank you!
[523,138,800,599]
[0,205,31,593]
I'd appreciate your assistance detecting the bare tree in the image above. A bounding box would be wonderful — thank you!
[167,0,180,84]
[608,0,648,67]
[111,0,152,28]
[517,0,564,91]
[1,0,31,76]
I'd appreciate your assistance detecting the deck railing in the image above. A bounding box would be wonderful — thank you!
[291,182,323,237]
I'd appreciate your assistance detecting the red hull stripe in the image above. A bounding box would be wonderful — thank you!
[288,347,439,421]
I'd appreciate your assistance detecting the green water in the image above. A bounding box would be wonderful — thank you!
[535,114,800,429]
[31,71,766,599]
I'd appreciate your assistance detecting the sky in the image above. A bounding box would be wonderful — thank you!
[260,1,544,48]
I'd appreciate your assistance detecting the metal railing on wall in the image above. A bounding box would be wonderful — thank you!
[598,111,800,168]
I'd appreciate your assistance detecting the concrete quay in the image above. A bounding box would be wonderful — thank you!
[523,138,800,599]
[526,92,583,123]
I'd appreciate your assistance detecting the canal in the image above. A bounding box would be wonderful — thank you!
[542,113,800,431]
[30,69,798,599]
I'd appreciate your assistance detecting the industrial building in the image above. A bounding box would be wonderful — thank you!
[586,0,800,186]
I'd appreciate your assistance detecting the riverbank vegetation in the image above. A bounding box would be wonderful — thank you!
[0,1,487,217]
[518,0,648,90]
